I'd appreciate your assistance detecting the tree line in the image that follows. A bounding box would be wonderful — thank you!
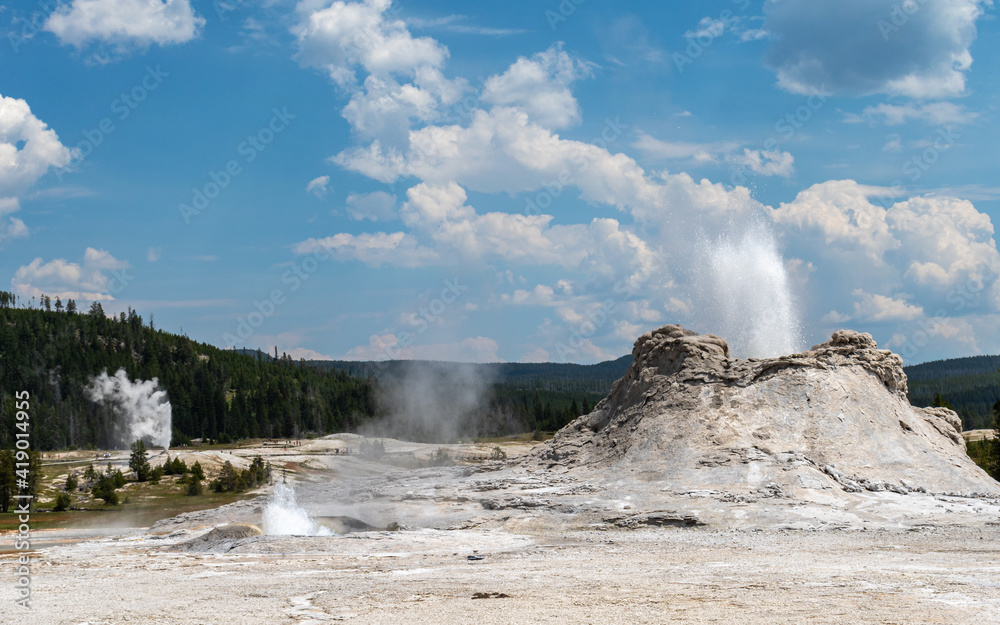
[0,295,603,451]
[0,294,376,450]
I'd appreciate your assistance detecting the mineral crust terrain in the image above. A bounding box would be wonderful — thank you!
[5,326,1000,623]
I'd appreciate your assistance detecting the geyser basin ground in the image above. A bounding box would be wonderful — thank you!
[6,434,1000,624]
[9,510,1000,624]
[6,326,1000,623]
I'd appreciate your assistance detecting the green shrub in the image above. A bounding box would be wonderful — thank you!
[171,457,188,475]
[92,474,119,505]
[53,492,71,511]
[190,461,205,481]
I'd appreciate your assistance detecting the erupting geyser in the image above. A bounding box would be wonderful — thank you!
[87,368,172,450]
[706,221,802,358]
[693,195,802,359]
[261,482,332,536]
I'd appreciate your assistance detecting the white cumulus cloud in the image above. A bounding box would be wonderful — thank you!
[344,332,502,362]
[306,175,330,198]
[849,102,979,126]
[346,190,397,221]
[763,0,991,98]
[45,0,205,50]
[0,93,75,245]
[738,148,795,177]
[481,44,592,129]
[294,0,465,144]
[12,248,130,302]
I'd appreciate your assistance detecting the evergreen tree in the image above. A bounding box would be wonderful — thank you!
[92,474,119,505]
[24,450,42,499]
[66,299,77,313]
[0,449,14,513]
[129,440,151,482]
[190,461,205,481]
[53,492,71,511]
[932,393,954,410]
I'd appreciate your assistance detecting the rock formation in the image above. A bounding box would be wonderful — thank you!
[533,325,999,499]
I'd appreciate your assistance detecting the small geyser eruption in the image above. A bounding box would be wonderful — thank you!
[261,482,332,536]
[87,368,172,449]
[696,206,803,359]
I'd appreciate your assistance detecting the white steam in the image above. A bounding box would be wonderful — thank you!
[696,209,803,359]
[262,482,332,536]
[373,362,494,442]
[87,369,172,449]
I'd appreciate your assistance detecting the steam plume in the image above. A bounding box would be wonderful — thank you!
[371,362,495,443]
[87,369,172,449]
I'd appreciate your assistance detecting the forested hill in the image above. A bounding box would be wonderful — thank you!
[304,356,632,394]
[0,300,375,451]
[306,353,1000,432]
[903,356,1000,430]
[904,355,1000,382]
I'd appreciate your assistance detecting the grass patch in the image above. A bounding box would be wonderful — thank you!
[1,459,261,532]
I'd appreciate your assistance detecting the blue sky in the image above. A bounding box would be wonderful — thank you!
[2,0,1000,364]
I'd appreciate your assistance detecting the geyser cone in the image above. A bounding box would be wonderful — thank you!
[534,325,999,498]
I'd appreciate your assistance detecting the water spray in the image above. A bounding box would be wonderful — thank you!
[87,369,173,449]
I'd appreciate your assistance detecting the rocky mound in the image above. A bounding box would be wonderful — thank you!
[172,523,263,552]
[534,325,999,499]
